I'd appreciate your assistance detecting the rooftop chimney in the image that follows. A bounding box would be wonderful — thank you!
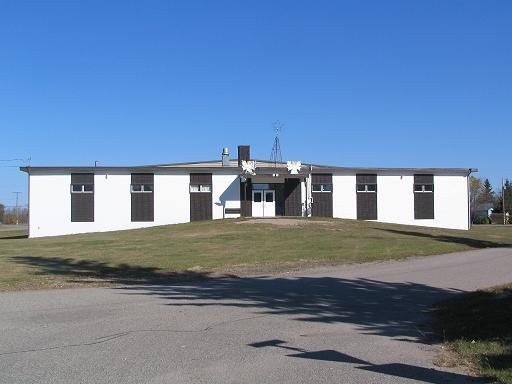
[222,147,230,167]
[237,145,250,167]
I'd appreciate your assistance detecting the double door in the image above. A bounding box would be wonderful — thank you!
[252,190,275,217]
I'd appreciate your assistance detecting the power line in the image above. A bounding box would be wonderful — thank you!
[0,156,31,165]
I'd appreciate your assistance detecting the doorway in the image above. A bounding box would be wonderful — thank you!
[252,190,275,217]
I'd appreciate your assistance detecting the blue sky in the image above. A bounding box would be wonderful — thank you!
[1,1,510,207]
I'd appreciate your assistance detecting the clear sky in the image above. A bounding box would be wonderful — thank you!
[1,1,510,207]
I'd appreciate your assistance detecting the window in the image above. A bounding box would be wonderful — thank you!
[131,184,153,193]
[265,192,274,202]
[414,174,434,219]
[190,184,212,193]
[71,173,94,222]
[252,183,271,190]
[313,184,333,192]
[253,192,262,202]
[131,173,154,222]
[356,174,377,220]
[189,173,213,221]
[414,184,434,193]
[356,183,377,193]
[71,184,94,193]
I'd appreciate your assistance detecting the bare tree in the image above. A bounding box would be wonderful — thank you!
[2,207,28,224]
[0,203,4,223]
[469,176,483,221]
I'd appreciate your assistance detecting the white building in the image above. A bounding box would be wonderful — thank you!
[21,145,476,238]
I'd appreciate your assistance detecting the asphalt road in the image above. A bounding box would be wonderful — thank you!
[1,248,512,384]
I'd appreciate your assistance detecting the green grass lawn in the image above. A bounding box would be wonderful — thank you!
[0,219,511,291]
[434,283,512,384]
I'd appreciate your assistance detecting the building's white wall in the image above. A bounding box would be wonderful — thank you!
[332,174,357,219]
[377,175,415,225]
[212,174,240,219]
[432,175,469,230]
[28,168,470,237]
[154,172,190,225]
[29,171,192,237]
[332,172,469,230]
[29,173,72,238]
[376,174,469,230]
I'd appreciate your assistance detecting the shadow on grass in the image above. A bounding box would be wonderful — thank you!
[0,234,29,240]
[378,228,512,249]
[434,286,512,383]
[10,256,216,285]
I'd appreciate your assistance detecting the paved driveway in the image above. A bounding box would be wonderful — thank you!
[1,248,511,384]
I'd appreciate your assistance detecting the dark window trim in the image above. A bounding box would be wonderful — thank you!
[356,183,377,193]
[189,184,212,193]
[312,183,333,193]
[130,184,154,193]
[413,183,434,193]
[70,184,94,194]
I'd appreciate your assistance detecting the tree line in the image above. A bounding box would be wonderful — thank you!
[470,177,512,224]
[0,203,29,224]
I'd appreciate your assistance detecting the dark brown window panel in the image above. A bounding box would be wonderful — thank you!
[356,174,377,220]
[190,173,212,185]
[71,173,94,222]
[131,173,154,222]
[312,173,333,185]
[357,193,377,220]
[356,174,377,184]
[131,173,154,184]
[414,174,434,219]
[190,173,212,221]
[311,174,333,217]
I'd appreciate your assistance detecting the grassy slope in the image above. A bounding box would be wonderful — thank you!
[0,219,511,290]
[435,284,512,384]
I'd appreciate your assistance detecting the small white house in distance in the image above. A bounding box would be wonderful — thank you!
[20,145,476,238]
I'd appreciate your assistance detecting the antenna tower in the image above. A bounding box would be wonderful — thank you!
[270,121,283,167]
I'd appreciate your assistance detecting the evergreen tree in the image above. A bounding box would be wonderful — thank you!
[481,178,494,205]
[503,179,512,213]
[494,179,512,214]
[507,179,512,211]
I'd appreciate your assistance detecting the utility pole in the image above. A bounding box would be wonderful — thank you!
[13,191,21,225]
[503,178,506,225]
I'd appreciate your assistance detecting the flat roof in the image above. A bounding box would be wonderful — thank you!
[20,159,477,175]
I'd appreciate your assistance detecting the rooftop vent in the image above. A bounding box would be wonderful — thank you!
[222,147,230,167]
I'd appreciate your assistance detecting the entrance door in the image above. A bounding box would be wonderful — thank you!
[252,190,275,217]
[252,191,264,217]
[264,190,275,217]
